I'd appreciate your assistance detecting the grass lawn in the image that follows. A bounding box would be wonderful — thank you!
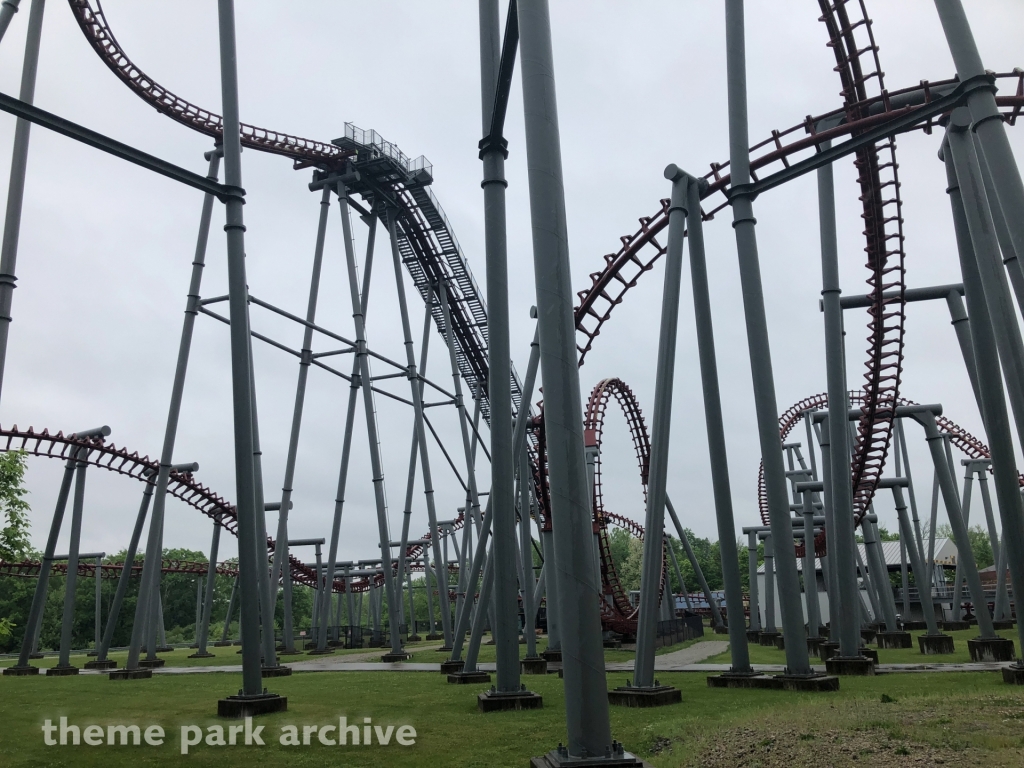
[704,628,1022,666]
[1,664,1023,766]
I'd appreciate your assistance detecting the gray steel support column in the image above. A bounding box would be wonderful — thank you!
[863,517,898,630]
[763,534,776,633]
[818,420,840,643]
[424,551,436,636]
[16,458,73,666]
[194,576,202,644]
[248,357,277,668]
[980,161,1024,327]
[747,532,761,632]
[892,486,941,635]
[311,545,323,639]
[519,0,611,752]
[900,539,910,619]
[854,544,881,625]
[633,170,690,689]
[338,191,404,657]
[540,529,561,652]
[345,568,355,643]
[943,136,1024,651]
[801,494,821,637]
[684,171,751,671]
[57,453,88,668]
[817,143,861,659]
[214,0,262,697]
[0,0,44,406]
[520,448,538,658]
[974,467,1008,618]
[946,290,982,410]
[725,0,811,675]
[195,519,221,655]
[270,185,332,654]
[933,0,1024,312]
[463,542,494,672]
[221,576,237,644]
[948,117,1024,453]
[895,419,927,561]
[316,216,376,652]
[93,556,102,653]
[449,498,493,661]
[951,468,974,620]
[927,471,940,588]
[0,0,21,45]
[667,539,687,608]
[914,412,997,637]
[96,481,149,663]
[666,497,722,629]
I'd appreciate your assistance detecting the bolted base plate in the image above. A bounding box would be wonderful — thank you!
[477,689,543,712]
[381,652,411,663]
[109,668,152,680]
[531,747,652,767]
[45,665,79,677]
[447,670,491,685]
[218,693,287,719]
[941,620,971,632]
[3,665,40,676]
[440,659,465,674]
[968,637,1016,663]
[1001,663,1024,684]
[918,633,955,655]
[876,631,913,649]
[261,665,292,678]
[521,656,548,675]
[608,685,681,708]
[818,641,840,661]
[825,656,875,676]
[139,658,165,669]
[758,632,781,647]
[188,652,215,659]
[84,659,118,670]
[541,648,562,663]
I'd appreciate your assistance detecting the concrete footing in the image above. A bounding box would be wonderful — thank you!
[806,637,825,655]
[746,630,761,642]
[530,744,651,767]
[968,637,1016,662]
[713,625,728,635]
[306,648,334,655]
[3,665,40,676]
[213,641,234,647]
[217,693,287,718]
[772,635,786,650]
[478,689,543,712]
[108,668,152,680]
[941,620,970,631]
[138,658,165,669]
[708,673,838,691]
[706,671,764,689]
[46,665,82,676]
[261,665,292,678]
[859,628,877,644]
[521,656,548,675]
[818,641,839,661]
[825,656,875,676]
[758,631,781,647]
[860,647,879,663]
[993,619,1016,630]
[84,659,118,670]
[425,633,444,641]
[448,670,491,684]
[187,652,215,659]
[407,634,422,642]
[1001,663,1024,684]
[440,659,465,674]
[918,633,955,655]
[541,648,562,663]
[901,620,929,631]
[876,631,913,649]
[608,685,681,707]
[381,652,411,663]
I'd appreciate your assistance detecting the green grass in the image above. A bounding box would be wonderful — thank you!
[704,627,1022,666]
[2,666,1024,766]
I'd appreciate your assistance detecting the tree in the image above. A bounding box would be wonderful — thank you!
[934,523,994,570]
[0,450,31,561]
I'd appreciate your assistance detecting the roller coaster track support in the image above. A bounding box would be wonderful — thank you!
[725,0,814,680]
[0,0,44,409]
[681,167,752,676]
[477,0,528,706]
[819,144,862,661]
[943,127,1024,661]
[632,167,689,694]
[518,0,616,760]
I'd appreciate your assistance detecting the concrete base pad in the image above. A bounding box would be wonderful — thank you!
[28,653,44,660]
[522,656,548,675]
[425,634,444,641]
[448,670,491,684]
[155,646,173,653]
[772,635,786,650]
[477,689,543,712]
[213,641,234,647]
[541,649,562,663]
[440,659,464,674]
[138,658,165,668]
[261,665,292,678]
[531,747,651,767]
[44,665,79,676]
[860,647,879,663]
[993,619,1016,630]
[306,648,334,655]
[773,674,841,692]
[876,631,913,649]
[746,630,761,642]
[381,652,411,663]
[218,693,287,718]
[758,632,781,647]
[713,625,729,635]
[108,668,152,680]
[941,620,971,631]
[188,652,215,659]
[859,628,877,644]
[706,672,767,689]
[901,620,929,631]
[278,649,304,656]
[825,656,875,676]
[806,637,825,655]
[1001,664,1024,684]
[407,634,422,642]
[3,665,39,676]
[84,659,118,670]
[968,637,1017,662]
[818,641,839,661]
[918,634,956,655]
[608,685,681,708]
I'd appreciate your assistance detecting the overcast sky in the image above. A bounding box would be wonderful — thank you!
[0,1,1022,567]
